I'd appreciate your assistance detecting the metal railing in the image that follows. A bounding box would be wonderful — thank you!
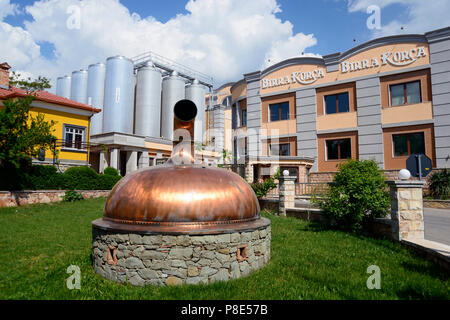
[131,50,214,88]
[295,183,329,196]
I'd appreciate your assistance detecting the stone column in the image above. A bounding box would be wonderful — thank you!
[99,151,107,173]
[387,180,426,241]
[278,174,296,217]
[138,152,150,169]
[110,149,119,170]
[126,151,138,175]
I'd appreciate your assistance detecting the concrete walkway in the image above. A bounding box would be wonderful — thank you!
[424,208,450,246]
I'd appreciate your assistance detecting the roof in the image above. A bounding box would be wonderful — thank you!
[0,62,11,70]
[0,86,101,113]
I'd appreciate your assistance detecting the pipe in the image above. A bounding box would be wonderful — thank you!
[172,99,198,164]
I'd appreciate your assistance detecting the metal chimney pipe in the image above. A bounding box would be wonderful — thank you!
[172,99,198,163]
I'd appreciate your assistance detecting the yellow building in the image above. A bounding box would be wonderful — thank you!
[0,62,100,170]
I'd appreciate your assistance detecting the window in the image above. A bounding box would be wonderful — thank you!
[393,132,425,157]
[64,125,85,150]
[326,138,351,160]
[241,109,247,127]
[324,92,349,114]
[269,102,289,121]
[390,81,421,106]
[270,143,290,156]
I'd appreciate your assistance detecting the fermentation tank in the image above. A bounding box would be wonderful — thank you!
[185,79,206,144]
[103,56,135,134]
[161,71,185,140]
[56,75,71,99]
[70,70,88,104]
[135,62,162,137]
[87,63,106,135]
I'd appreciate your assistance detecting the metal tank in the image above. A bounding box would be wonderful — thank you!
[87,63,106,136]
[56,75,71,99]
[103,56,135,134]
[135,62,162,137]
[185,79,206,144]
[70,70,88,104]
[161,71,185,140]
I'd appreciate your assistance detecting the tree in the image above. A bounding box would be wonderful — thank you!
[0,96,57,169]
[313,159,390,232]
[9,71,51,93]
[250,167,281,199]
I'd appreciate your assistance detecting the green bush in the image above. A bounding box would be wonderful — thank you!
[313,159,390,232]
[250,168,280,198]
[64,166,100,190]
[97,174,122,190]
[103,167,120,176]
[429,169,450,200]
[63,190,84,202]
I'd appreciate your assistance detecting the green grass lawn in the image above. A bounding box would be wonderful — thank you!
[0,198,448,300]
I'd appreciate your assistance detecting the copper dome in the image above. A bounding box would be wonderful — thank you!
[92,99,268,235]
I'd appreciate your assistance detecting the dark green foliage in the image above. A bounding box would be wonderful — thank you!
[103,167,120,176]
[314,159,390,232]
[0,97,57,169]
[250,168,281,198]
[0,164,121,191]
[429,169,450,200]
[63,190,84,202]
[9,71,51,93]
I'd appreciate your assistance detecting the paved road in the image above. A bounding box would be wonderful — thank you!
[424,208,450,246]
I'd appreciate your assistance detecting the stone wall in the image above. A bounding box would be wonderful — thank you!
[92,225,271,286]
[0,190,110,208]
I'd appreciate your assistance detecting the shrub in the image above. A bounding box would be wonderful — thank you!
[429,169,450,200]
[63,166,100,190]
[97,174,122,190]
[63,190,84,202]
[250,168,280,199]
[29,165,58,190]
[103,167,120,176]
[313,159,390,232]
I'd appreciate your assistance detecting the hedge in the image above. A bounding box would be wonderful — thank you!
[0,165,121,191]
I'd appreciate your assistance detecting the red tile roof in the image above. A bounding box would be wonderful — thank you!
[0,86,101,113]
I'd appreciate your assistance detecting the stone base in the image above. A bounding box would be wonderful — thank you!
[92,223,271,286]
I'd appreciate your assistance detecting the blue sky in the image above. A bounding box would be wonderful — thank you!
[4,0,412,59]
[1,0,449,87]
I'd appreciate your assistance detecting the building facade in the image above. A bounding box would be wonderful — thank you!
[227,27,450,183]
[0,62,100,170]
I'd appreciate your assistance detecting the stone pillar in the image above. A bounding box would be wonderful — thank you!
[387,180,426,241]
[278,175,296,217]
[99,151,107,173]
[138,152,150,169]
[126,151,138,175]
[110,149,119,170]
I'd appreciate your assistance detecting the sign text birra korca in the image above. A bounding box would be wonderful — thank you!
[341,46,427,73]
[262,68,325,89]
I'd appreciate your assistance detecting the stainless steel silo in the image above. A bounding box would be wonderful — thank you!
[161,71,185,140]
[186,79,206,144]
[70,70,88,104]
[87,63,106,136]
[56,75,71,99]
[135,62,162,137]
[103,56,134,134]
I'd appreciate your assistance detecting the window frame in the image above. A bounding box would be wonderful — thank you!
[325,138,352,161]
[323,92,350,115]
[61,124,87,152]
[269,143,291,157]
[389,80,422,107]
[268,101,290,122]
[392,132,425,158]
[240,108,247,127]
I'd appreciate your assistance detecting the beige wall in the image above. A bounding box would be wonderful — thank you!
[231,81,247,101]
[317,112,358,131]
[382,102,433,124]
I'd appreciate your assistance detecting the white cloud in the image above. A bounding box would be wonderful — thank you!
[0,0,319,90]
[0,0,17,20]
[346,0,450,37]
